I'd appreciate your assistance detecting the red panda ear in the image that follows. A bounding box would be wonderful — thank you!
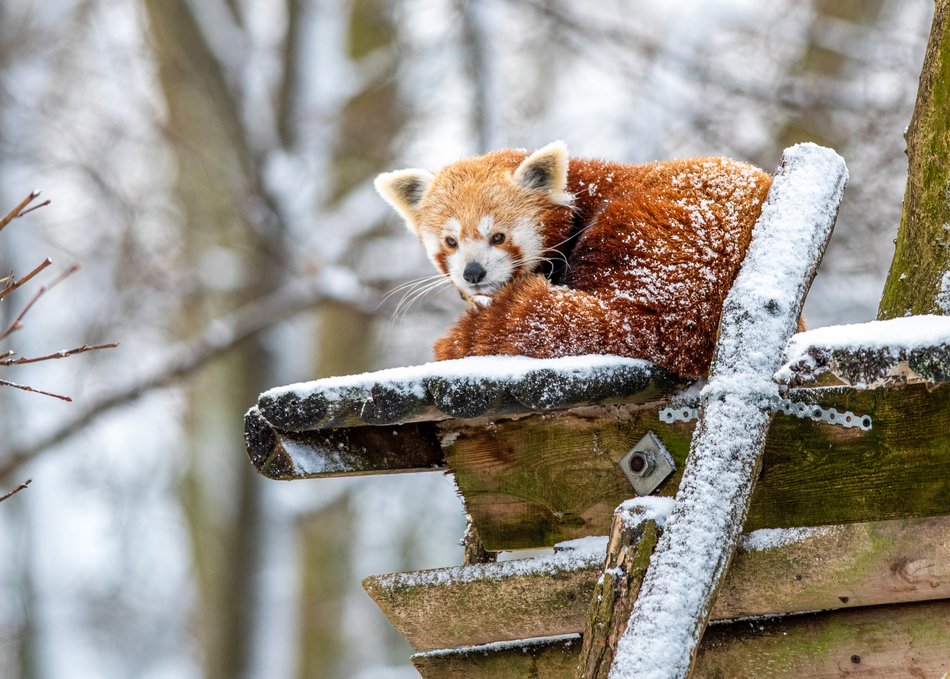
[374,168,434,232]
[513,140,572,205]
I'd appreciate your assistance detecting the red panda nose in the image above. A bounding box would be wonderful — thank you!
[463,262,487,285]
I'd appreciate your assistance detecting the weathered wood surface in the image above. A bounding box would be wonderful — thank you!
[447,380,950,551]
[778,316,950,388]
[363,537,606,651]
[411,598,950,679]
[245,321,949,485]
[577,501,665,679]
[364,515,950,652]
[244,407,445,479]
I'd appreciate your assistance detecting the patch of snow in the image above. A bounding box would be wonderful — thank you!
[616,497,676,530]
[260,354,653,402]
[739,526,834,552]
[375,536,606,590]
[775,314,950,382]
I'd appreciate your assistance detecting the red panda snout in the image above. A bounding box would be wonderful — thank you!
[462,262,487,285]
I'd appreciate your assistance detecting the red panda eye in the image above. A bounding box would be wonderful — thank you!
[490,233,505,245]
[445,236,458,248]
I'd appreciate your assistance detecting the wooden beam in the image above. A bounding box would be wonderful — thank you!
[609,143,847,679]
[254,355,678,432]
[363,515,950,652]
[410,599,950,679]
[443,379,950,551]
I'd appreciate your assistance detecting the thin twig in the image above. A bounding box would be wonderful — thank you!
[0,258,53,300]
[0,343,119,366]
[0,378,72,402]
[17,200,51,219]
[0,263,80,341]
[0,191,44,233]
[0,478,32,504]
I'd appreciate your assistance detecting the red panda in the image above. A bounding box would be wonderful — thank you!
[375,141,772,377]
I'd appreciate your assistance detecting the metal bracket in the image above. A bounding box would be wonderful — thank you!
[660,398,872,431]
[620,431,676,496]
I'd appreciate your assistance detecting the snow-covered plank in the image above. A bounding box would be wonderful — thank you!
[776,315,950,388]
[255,355,678,431]
[609,143,848,679]
[363,536,607,651]
[363,515,950,652]
[411,599,950,679]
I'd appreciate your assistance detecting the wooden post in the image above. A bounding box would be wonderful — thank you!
[607,144,848,678]
[576,499,669,679]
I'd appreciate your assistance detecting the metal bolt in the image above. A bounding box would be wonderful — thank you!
[627,451,655,476]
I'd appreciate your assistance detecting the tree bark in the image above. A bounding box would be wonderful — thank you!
[878,0,950,318]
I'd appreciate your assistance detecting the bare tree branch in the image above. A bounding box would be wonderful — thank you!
[0,269,374,481]
[0,258,53,300]
[0,342,119,366]
[0,478,31,504]
[0,378,72,402]
[0,191,47,233]
[0,263,80,341]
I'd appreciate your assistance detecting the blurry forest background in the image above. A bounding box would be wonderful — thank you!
[0,1,936,677]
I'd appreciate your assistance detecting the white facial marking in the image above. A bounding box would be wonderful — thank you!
[444,218,461,238]
[477,215,494,237]
[511,217,544,273]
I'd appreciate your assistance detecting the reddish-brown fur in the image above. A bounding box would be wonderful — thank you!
[385,148,773,377]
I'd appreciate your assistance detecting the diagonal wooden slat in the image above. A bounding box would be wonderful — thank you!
[607,143,848,679]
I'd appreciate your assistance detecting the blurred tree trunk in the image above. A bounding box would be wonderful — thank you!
[878,0,950,318]
[778,0,886,150]
[142,1,287,677]
[295,493,353,679]
[293,1,408,675]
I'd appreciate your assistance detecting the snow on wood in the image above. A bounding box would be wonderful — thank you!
[256,354,679,431]
[366,515,950,653]
[776,315,950,387]
[411,599,950,679]
[608,143,848,679]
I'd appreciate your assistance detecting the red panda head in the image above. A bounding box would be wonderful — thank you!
[375,141,573,299]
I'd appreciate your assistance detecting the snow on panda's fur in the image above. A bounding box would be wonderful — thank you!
[375,141,772,377]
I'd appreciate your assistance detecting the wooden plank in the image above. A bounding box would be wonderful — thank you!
[444,381,950,551]
[411,599,950,679]
[598,142,848,679]
[777,317,950,388]
[364,515,950,652]
[412,635,583,679]
[244,407,446,479]
[363,538,605,650]
[254,356,678,432]
[246,322,948,483]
